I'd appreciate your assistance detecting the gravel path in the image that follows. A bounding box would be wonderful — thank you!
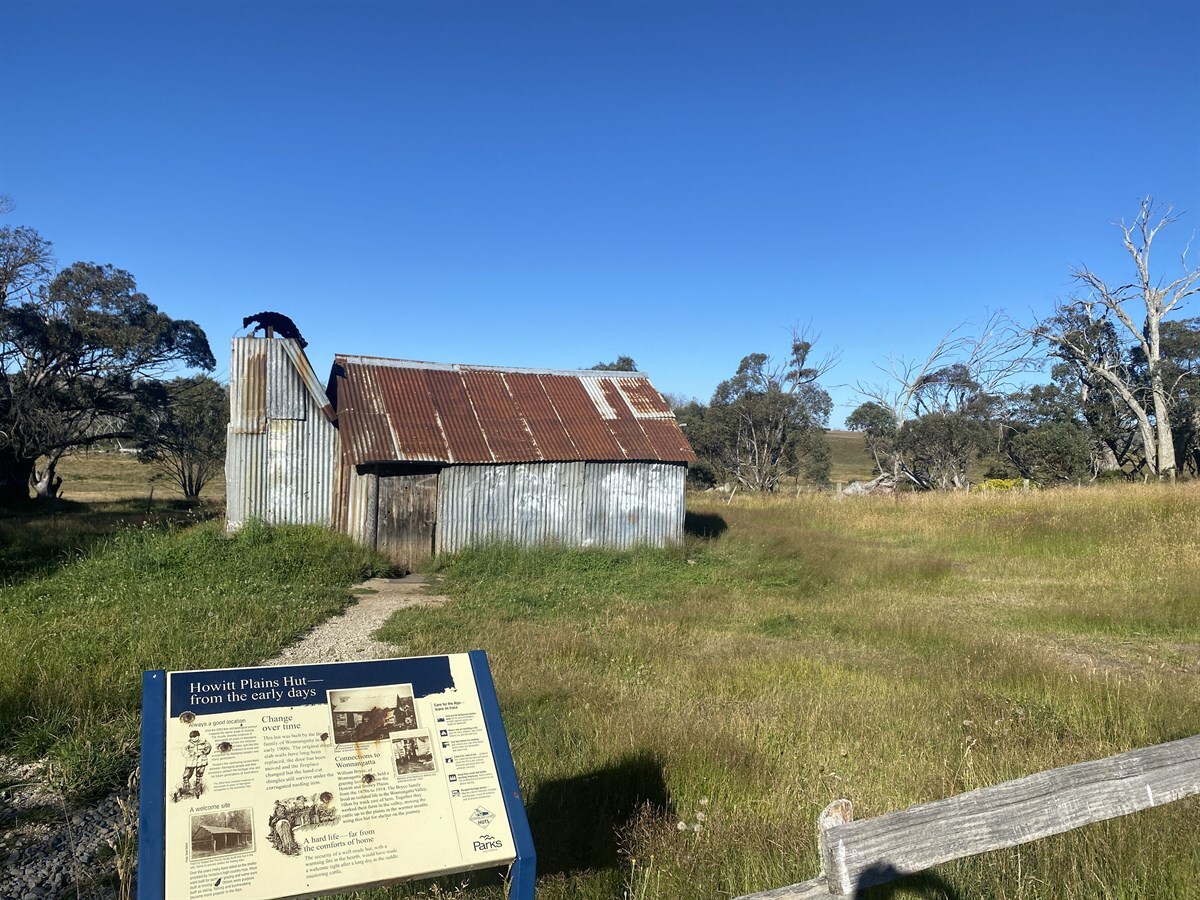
[0,576,447,899]
[268,575,446,665]
[0,759,133,900]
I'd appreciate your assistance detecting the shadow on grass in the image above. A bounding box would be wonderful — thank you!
[857,865,962,899]
[685,511,728,540]
[0,498,216,585]
[526,751,671,874]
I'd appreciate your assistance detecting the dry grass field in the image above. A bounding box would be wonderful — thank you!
[826,428,876,484]
[372,485,1200,899]
[50,448,226,504]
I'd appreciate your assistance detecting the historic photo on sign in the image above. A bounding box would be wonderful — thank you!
[328,683,417,745]
[190,808,254,859]
[392,731,436,776]
[172,728,213,803]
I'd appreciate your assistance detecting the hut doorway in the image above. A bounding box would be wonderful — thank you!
[372,467,439,572]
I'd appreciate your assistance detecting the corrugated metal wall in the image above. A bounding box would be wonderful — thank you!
[225,435,266,530]
[229,339,267,436]
[434,461,685,553]
[226,337,337,530]
[582,462,686,549]
[437,462,586,552]
[227,337,686,550]
[267,346,309,419]
[341,464,374,545]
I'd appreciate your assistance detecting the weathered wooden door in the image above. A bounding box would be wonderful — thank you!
[375,472,438,572]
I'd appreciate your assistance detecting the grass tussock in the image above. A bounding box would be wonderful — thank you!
[366,483,1199,900]
[0,516,392,799]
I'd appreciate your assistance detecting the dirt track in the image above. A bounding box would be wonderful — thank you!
[267,574,449,665]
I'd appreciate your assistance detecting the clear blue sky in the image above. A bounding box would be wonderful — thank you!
[3,0,1198,425]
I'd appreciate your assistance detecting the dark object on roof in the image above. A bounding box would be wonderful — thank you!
[242,311,308,349]
[330,355,696,466]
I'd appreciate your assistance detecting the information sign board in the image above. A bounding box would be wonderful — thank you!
[139,651,535,899]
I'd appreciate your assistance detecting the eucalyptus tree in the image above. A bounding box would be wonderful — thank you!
[1156,318,1200,476]
[134,375,228,499]
[0,246,213,502]
[850,311,1034,489]
[678,329,835,491]
[589,355,638,372]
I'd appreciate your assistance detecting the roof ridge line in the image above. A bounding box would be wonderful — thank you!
[333,355,648,378]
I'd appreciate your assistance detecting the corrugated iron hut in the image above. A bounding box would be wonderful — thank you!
[226,335,695,570]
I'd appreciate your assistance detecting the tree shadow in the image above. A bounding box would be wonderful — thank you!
[524,751,671,874]
[855,865,963,899]
[0,498,214,585]
[684,511,728,540]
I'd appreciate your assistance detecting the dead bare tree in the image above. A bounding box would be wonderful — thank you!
[1034,199,1199,482]
[855,329,965,430]
[851,310,1035,488]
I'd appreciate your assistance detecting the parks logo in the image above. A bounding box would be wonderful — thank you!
[472,834,505,852]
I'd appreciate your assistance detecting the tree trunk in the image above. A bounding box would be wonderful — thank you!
[32,461,63,499]
[1095,442,1121,474]
[30,447,67,500]
[0,449,35,504]
[1149,371,1176,482]
[1185,408,1200,477]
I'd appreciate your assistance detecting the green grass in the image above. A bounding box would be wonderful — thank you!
[0,497,219,586]
[0,515,393,799]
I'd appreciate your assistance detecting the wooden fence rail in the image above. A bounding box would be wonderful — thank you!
[736,733,1200,899]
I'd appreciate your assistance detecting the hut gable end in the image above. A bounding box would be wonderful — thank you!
[226,336,338,531]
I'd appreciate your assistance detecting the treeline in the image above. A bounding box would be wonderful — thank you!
[674,199,1199,491]
[4,198,1196,502]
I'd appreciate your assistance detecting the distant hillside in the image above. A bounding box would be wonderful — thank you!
[827,429,875,484]
[825,428,1010,487]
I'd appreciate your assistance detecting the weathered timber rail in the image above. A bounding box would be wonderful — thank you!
[736,733,1200,898]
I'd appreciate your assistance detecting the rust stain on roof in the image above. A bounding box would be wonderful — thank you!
[331,357,696,466]
[616,377,674,417]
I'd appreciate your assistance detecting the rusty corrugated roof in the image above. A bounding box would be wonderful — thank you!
[330,356,696,466]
